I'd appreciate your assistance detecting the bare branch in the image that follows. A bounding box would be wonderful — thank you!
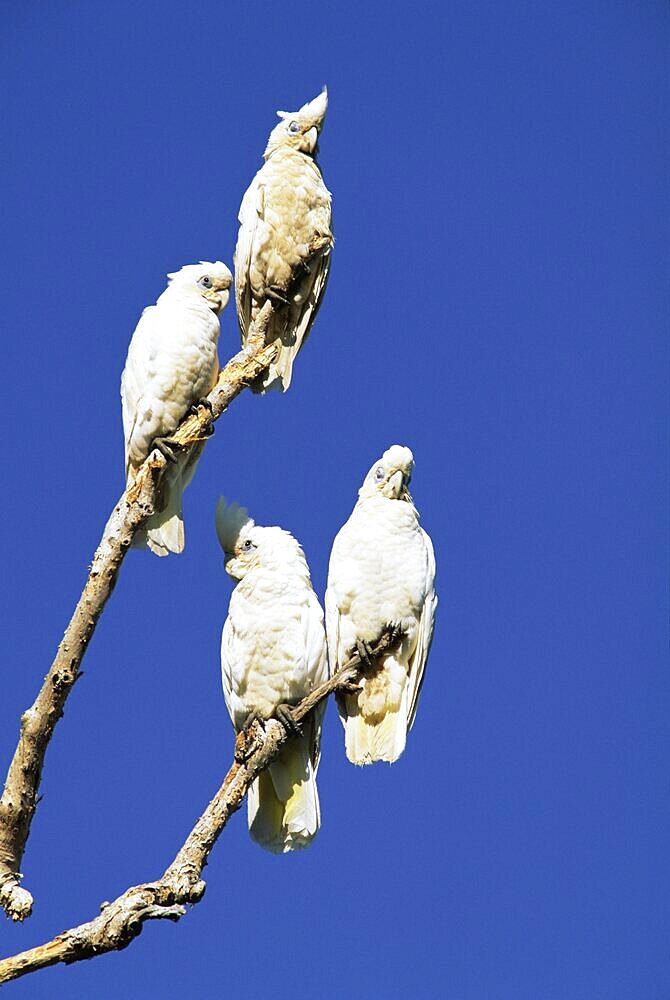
[0,304,277,922]
[0,629,399,984]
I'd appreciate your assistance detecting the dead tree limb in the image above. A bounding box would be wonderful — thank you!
[0,629,399,984]
[0,303,277,922]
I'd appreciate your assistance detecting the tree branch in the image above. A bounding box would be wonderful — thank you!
[0,628,399,984]
[0,303,277,922]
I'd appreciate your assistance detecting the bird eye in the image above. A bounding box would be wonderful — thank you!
[287,120,301,134]
[375,466,385,481]
[242,538,254,551]
[199,275,212,288]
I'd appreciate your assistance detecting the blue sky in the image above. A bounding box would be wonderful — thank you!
[1,2,668,997]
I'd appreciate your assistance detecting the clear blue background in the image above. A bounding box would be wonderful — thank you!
[1,2,667,997]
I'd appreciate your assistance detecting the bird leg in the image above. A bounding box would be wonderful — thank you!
[244,709,264,729]
[386,620,405,646]
[339,678,363,696]
[188,398,215,436]
[351,622,403,676]
[274,703,302,736]
[355,638,375,670]
[188,397,213,416]
[152,436,180,463]
[263,285,291,307]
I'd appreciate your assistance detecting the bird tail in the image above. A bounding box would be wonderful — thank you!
[134,480,185,557]
[247,735,320,853]
[131,444,204,557]
[339,655,409,765]
[251,242,332,394]
[251,341,298,394]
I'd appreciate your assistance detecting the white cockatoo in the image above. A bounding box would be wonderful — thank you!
[234,88,333,392]
[325,446,437,765]
[216,498,328,852]
[121,262,232,556]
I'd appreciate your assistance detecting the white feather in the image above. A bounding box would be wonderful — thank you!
[234,90,333,393]
[325,446,437,764]
[120,262,231,556]
[219,511,328,851]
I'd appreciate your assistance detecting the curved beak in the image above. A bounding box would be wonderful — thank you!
[223,553,238,578]
[390,469,413,502]
[389,470,404,495]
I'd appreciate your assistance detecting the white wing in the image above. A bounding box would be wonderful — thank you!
[304,589,328,686]
[303,589,328,769]
[234,174,263,342]
[120,304,159,478]
[406,528,438,730]
[121,297,218,483]
[268,244,331,391]
[324,583,341,674]
[220,614,237,728]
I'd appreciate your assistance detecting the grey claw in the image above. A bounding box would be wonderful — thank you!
[153,436,180,463]
[244,710,263,730]
[355,638,374,669]
[275,703,302,736]
[387,620,404,644]
[189,397,213,416]
[264,285,290,307]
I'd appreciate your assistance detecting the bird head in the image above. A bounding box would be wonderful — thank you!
[166,261,233,314]
[215,498,305,580]
[264,88,328,159]
[359,445,415,502]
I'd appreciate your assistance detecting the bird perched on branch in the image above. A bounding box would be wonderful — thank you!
[121,262,232,556]
[216,498,328,852]
[234,88,333,392]
[325,446,437,765]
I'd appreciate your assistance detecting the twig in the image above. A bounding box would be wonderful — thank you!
[0,628,400,984]
[0,303,277,922]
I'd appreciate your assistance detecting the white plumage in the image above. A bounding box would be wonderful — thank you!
[325,445,437,765]
[235,89,333,392]
[216,499,328,852]
[120,262,232,556]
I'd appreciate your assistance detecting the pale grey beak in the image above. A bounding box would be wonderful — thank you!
[389,470,404,495]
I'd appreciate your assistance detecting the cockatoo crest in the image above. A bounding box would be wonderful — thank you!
[163,261,233,314]
[215,498,310,580]
[264,87,328,158]
[359,444,415,503]
[215,497,254,555]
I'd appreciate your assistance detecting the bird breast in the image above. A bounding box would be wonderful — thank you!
[331,497,430,638]
[227,569,320,724]
[125,299,219,470]
[252,149,331,292]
